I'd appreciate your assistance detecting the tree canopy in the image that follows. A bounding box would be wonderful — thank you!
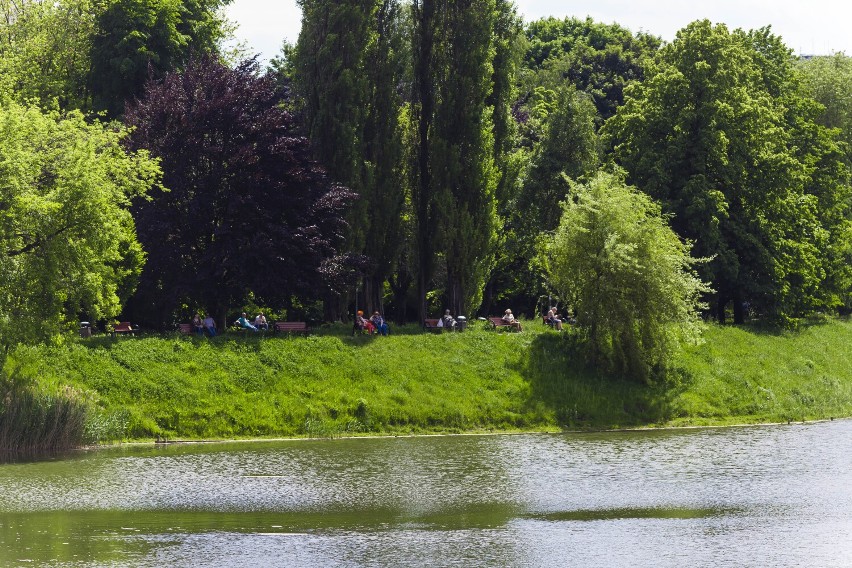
[90,0,231,117]
[124,57,356,328]
[604,21,850,324]
[0,99,159,349]
[522,16,661,120]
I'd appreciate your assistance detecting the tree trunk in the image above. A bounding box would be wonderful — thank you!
[716,296,727,324]
[733,291,744,324]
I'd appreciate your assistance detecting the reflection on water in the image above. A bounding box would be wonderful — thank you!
[1,421,851,566]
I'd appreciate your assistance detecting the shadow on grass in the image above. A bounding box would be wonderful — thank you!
[513,331,689,429]
[727,315,842,337]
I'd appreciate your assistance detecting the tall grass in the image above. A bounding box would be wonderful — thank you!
[0,366,90,452]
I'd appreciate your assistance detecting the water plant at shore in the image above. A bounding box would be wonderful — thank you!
[0,366,90,452]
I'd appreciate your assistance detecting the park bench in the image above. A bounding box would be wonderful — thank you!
[275,321,309,335]
[178,323,193,335]
[112,321,136,337]
[424,318,442,332]
[487,316,515,331]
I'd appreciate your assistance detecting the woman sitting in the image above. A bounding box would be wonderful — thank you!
[502,309,523,332]
[545,309,563,331]
[355,310,376,334]
[370,311,389,336]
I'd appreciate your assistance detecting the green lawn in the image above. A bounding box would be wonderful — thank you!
[7,318,852,442]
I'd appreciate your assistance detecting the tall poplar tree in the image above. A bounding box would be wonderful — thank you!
[294,0,407,316]
[411,0,512,318]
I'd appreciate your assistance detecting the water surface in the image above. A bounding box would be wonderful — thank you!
[1,421,851,566]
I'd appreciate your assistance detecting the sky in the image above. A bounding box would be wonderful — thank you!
[224,0,852,63]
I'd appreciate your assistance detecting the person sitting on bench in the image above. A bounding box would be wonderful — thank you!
[355,310,375,334]
[192,313,204,336]
[236,312,258,331]
[438,309,456,330]
[545,309,563,331]
[502,309,523,331]
[203,315,217,337]
[370,311,389,336]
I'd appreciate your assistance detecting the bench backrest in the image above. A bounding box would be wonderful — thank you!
[275,321,308,332]
[114,321,133,332]
[178,323,192,334]
[424,319,440,328]
[488,317,510,326]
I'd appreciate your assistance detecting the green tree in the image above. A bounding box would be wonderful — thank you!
[517,85,598,231]
[410,0,508,317]
[522,16,661,120]
[604,20,848,324]
[540,170,709,380]
[0,0,97,110]
[89,0,230,117]
[294,0,408,316]
[798,53,852,165]
[483,84,598,316]
[0,99,159,350]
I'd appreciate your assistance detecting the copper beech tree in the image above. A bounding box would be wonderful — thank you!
[124,57,356,329]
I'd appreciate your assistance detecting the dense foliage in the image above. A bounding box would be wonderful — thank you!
[604,21,851,324]
[540,171,709,379]
[522,16,661,120]
[0,0,229,115]
[0,0,96,109]
[1,1,852,387]
[0,100,159,350]
[293,0,408,316]
[90,0,231,117]
[124,57,355,329]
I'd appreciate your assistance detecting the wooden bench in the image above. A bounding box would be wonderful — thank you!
[112,321,135,337]
[275,321,309,334]
[178,323,193,335]
[488,316,520,331]
[424,318,442,332]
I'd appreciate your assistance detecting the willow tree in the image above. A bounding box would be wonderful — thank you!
[540,171,709,380]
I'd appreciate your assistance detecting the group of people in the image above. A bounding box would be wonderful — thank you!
[354,310,390,336]
[235,312,269,332]
[191,313,219,337]
[191,305,569,338]
[190,312,270,336]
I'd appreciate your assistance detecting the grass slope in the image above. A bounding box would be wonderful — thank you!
[7,319,852,441]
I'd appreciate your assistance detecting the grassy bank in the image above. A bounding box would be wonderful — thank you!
[5,318,852,442]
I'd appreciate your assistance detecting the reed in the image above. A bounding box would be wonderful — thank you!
[0,367,91,452]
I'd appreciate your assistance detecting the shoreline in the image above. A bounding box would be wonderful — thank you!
[86,415,850,450]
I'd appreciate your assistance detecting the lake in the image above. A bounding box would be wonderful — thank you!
[1,420,851,566]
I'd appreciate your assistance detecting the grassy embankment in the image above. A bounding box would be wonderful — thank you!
[5,318,852,443]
